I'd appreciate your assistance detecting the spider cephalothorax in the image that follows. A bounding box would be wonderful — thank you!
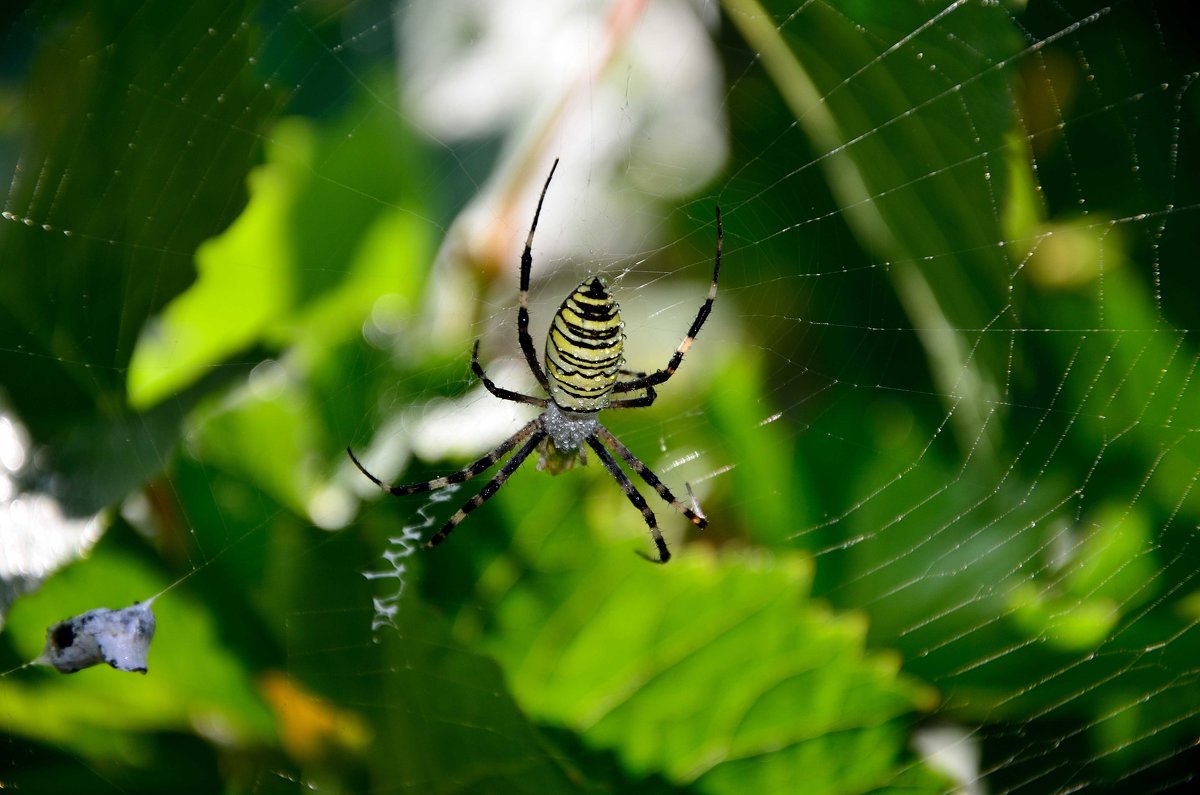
[349,159,721,563]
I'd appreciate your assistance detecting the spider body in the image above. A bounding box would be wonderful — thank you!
[349,159,721,563]
[535,275,623,474]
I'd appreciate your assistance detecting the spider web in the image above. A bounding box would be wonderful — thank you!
[1,0,1199,792]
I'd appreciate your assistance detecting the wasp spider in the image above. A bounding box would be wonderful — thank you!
[348,159,721,563]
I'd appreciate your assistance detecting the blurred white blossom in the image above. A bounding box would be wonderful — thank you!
[399,0,727,256]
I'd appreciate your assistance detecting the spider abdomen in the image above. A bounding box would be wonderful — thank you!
[544,276,624,411]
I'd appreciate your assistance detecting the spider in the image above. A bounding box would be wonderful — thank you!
[348,159,721,563]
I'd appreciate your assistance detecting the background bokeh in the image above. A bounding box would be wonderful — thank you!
[2,1,1199,792]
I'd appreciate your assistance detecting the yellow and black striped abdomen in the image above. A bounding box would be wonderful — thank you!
[544,276,624,411]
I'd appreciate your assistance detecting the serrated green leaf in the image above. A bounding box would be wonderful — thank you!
[479,546,939,794]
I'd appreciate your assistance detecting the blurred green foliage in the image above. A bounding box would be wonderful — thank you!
[2,0,1200,793]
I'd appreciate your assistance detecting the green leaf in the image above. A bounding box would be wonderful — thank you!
[126,123,303,409]
[724,0,1022,460]
[128,88,432,410]
[375,596,607,795]
[0,0,279,440]
[187,366,327,518]
[479,545,940,793]
[703,349,811,547]
[1066,503,1158,608]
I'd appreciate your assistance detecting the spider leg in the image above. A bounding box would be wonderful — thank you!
[471,340,547,407]
[607,367,657,408]
[594,426,706,528]
[608,368,657,408]
[425,428,547,549]
[606,384,657,409]
[586,437,670,564]
[347,417,542,496]
[517,159,559,392]
[613,205,722,394]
